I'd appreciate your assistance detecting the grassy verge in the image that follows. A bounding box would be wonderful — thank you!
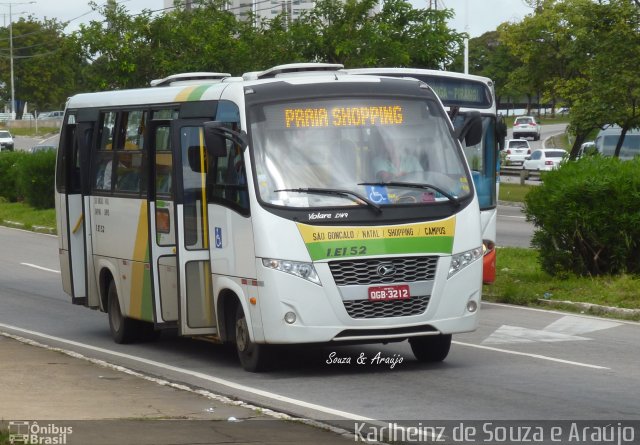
[0,125,60,137]
[498,183,530,203]
[0,200,56,231]
[484,247,640,320]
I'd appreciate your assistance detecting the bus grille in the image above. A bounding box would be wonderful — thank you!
[329,256,438,286]
[343,295,430,319]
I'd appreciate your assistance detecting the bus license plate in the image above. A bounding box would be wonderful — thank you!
[368,285,410,301]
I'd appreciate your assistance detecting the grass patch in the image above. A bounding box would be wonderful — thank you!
[0,200,56,231]
[498,183,530,203]
[484,247,640,319]
[546,132,571,151]
[0,125,60,137]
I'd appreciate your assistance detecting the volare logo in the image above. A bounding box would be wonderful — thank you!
[308,212,332,220]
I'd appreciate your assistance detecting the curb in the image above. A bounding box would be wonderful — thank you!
[538,299,640,318]
[1,220,56,235]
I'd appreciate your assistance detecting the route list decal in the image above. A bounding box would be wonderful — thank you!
[296,217,455,260]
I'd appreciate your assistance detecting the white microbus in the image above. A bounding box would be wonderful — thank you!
[347,68,503,284]
[55,64,484,371]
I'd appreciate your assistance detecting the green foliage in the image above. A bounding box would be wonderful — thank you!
[0,17,80,114]
[525,157,640,276]
[15,151,57,209]
[0,152,28,202]
[484,247,640,315]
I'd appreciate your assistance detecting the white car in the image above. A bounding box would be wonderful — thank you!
[523,148,568,172]
[504,139,531,165]
[513,116,541,141]
[0,130,14,151]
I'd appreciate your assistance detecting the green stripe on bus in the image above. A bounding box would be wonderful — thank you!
[305,236,454,261]
[187,85,212,101]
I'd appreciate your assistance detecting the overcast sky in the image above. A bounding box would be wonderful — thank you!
[16,0,530,37]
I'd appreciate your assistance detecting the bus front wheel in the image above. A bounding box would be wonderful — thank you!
[409,334,452,362]
[234,305,272,372]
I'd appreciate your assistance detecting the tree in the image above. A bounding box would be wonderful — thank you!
[0,17,81,115]
[76,1,156,89]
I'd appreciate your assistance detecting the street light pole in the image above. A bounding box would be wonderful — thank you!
[1,0,36,119]
[9,2,14,118]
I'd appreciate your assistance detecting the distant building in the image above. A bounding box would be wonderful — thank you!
[163,0,366,23]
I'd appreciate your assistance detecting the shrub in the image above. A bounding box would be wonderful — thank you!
[15,150,57,209]
[0,151,27,202]
[525,156,640,276]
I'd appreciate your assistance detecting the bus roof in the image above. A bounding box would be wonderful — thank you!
[65,71,418,111]
[345,67,493,85]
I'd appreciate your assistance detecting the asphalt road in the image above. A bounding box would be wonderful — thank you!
[497,203,532,248]
[1,226,638,427]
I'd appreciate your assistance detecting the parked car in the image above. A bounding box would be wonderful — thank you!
[523,148,568,173]
[504,139,531,165]
[0,130,14,151]
[38,110,64,120]
[513,116,541,140]
[594,125,640,161]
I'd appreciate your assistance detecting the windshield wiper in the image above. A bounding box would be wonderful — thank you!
[358,181,460,206]
[274,187,382,213]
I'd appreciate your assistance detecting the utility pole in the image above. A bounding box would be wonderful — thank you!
[0,1,36,120]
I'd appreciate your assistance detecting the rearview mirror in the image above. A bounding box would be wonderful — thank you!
[204,121,248,157]
[455,111,483,146]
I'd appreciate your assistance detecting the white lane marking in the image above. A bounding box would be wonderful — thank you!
[0,322,374,422]
[20,263,60,274]
[453,341,610,370]
[482,325,589,345]
[498,215,526,220]
[544,315,621,336]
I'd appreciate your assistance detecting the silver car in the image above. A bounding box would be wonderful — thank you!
[504,139,531,165]
[513,116,541,141]
[523,148,568,172]
[0,130,14,151]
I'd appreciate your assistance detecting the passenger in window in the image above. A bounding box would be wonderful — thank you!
[371,131,422,182]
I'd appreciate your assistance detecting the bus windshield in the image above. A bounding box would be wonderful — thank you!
[250,97,472,209]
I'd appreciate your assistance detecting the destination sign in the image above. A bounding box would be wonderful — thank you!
[424,77,491,108]
[284,105,403,128]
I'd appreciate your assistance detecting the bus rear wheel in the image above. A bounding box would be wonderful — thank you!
[234,305,272,372]
[409,334,452,362]
[108,281,143,344]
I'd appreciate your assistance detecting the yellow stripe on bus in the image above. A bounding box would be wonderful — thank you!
[174,86,198,102]
[296,218,456,244]
[130,202,149,319]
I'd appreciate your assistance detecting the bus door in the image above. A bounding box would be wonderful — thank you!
[61,117,99,308]
[171,120,217,336]
[148,120,179,326]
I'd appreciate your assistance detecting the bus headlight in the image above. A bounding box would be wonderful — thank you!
[448,247,483,278]
[262,258,322,286]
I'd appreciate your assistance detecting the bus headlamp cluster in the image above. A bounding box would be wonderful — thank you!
[262,258,321,285]
[448,247,483,278]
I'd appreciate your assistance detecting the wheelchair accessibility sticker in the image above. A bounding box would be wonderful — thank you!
[365,185,390,204]
[215,227,222,248]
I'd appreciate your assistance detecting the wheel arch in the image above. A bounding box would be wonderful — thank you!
[97,260,119,313]
[216,289,242,344]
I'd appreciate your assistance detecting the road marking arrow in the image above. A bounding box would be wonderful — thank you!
[482,315,622,345]
[482,325,589,345]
